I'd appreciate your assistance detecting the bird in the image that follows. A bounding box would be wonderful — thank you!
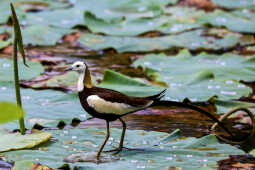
[65,61,233,161]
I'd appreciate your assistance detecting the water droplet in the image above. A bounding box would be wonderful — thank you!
[148,21,154,26]
[137,165,146,169]
[72,136,77,139]
[138,7,146,12]
[208,85,213,89]
[238,84,245,88]
[109,137,114,141]
[63,130,68,134]
[22,96,30,100]
[190,98,197,102]
[62,145,69,149]
[220,91,237,96]
[172,146,177,149]
[226,80,233,84]
[144,61,152,66]
[191,42,199,48]
[216,17,227,23]
[79,114,86,118]
[61,20,72,25]
[143,140,149,145]
[215,85,221,89]
[70,0,76,3]
[166,157,173,160]
[131,160,138,163]
[203,159,208,162]
[220,62,226,66]
[35,158,39,161]
[2,63,10,68]
[1,87,7,90]
[186,155,192,158]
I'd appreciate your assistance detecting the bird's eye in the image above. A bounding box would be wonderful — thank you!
[76,65,80,68]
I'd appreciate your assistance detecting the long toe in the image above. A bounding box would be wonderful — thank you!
[103,148,121,153]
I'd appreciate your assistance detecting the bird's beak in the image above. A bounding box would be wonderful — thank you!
[64,67,73,72]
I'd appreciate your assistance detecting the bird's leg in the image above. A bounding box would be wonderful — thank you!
[104,118,127,154]
[96,120,110,161]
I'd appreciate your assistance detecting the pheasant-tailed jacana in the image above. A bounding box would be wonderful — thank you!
[65,61,233,161]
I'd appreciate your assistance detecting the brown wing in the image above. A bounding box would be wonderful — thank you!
[89,87,153,107]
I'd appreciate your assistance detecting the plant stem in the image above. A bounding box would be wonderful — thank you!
[13,38,25,135]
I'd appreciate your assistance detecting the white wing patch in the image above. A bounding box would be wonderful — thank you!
[87,95,151,115]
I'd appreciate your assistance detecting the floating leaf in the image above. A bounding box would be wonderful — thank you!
[133,49,253,101]
[13,160,51,170]
[98,69,163,96]
[0,88,85,129]
[0,40,10,50]
[212,0,255,9]
[0,102,24,124]
[0,58,44,83]
[22,25,74,46]
[78,29,250,52]
[74,0,177,20]
[24,8,84,29]
[199,9,255,33]
[0,130,51,152]
[3,128,244,169]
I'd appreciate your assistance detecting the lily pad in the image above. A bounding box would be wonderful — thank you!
[0,130,51,152]
[0,88,85,129]
[24,8,84,29]
[12,160,51,170]
[0,40,10,50]
[78,29,249,52]
[3,128,244,169]
[74,0,177,20]
[98,69,163,97]
[199,9,255,33]
[22,25,74,46]
[0,58,44,83]
[212,0,255,9]
[84,11,167,36]
[133,49,253,101]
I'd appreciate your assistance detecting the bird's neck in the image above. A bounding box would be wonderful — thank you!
[77,66,92,92]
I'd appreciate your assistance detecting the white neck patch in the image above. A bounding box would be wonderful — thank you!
[77,71,85,92]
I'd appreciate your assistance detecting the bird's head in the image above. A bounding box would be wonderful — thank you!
[64,61,92,88]
[65,61,86,72]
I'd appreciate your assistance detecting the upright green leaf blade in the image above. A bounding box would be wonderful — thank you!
[10,3,28,67]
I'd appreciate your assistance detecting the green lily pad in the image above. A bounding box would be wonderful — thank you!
[212,0,255,9]
[0,130,51,152]
[78,29,249,52]
[12,160,51,170]
[3,128,244,169]
[22,25,74,46]
[0,102,24,124]
[0,88,86,129]
[199,9,255,33]
[133,49,253,101]
[30,71,79,90]
[24,8,84,29]
[98,69,163,97]
[0,40,10,50]
[74,0,177,20]
[0,1,26,24]
[84,11,167,36]
[0,58,44,83]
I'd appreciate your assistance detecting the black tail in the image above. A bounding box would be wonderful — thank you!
[146,89,166,100]
[152,100,233,137]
